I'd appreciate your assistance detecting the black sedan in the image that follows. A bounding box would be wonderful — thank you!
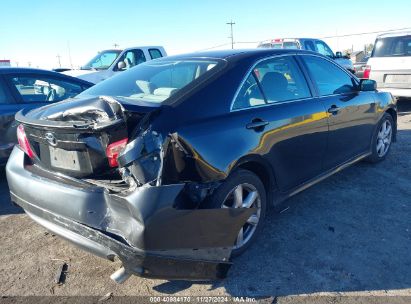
[6,49,397,281]
[0,68,93,165]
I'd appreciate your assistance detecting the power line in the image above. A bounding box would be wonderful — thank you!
[321,27,411,39]
[198,26,411,52]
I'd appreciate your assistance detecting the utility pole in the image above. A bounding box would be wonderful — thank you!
[113,43,119,49]
[56,54,62,68]
[67,41,73,68]
[226,20,235,49]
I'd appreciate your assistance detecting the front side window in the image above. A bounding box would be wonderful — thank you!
[78,59,220,104]
[315,41,334,58]
[81,50,121,70]
[10,76,84,103]
[149,49,163,59]
[232,56,311,110]
[303,56,356,96]
[117,50,146,70]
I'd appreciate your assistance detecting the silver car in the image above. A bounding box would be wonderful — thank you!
[365,32,411,98]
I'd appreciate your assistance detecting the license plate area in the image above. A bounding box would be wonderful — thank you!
[49,146,81,171]
[385,74,411,84]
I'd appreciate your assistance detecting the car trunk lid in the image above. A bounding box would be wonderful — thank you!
[16,96,160,178]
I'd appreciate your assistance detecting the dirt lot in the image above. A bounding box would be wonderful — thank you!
[0,101,410,303]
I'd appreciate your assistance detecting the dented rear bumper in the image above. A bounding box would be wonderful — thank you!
[6,148,253,280]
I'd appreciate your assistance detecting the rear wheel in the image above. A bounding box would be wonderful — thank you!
[366,113,394,163]
[206,169,266,257]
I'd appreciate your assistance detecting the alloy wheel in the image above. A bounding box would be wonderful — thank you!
[377,119,392,157]
[221,183,261,250]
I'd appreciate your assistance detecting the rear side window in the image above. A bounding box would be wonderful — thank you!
[149,49,163,60]
[303,56,355,96]
[373,36,411,57]
[232,56,311,110]
[9,76,84,103]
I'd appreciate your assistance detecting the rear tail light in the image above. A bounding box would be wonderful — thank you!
[106,138,128,167]
[17,124,34,159]
[363,65,371,79]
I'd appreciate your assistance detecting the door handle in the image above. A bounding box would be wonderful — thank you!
[246,119,269,130]
[327,105,340,115]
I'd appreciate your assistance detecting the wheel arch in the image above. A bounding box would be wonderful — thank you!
[385,107,397,141]
[229,155,277,206]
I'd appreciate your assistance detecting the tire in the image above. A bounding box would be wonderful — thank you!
[366,113,394,163]
[206,169,267,257]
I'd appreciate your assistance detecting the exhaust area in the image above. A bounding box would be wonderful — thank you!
[110,266,131,284]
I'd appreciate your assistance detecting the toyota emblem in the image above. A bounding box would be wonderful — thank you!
[45,132,57,146]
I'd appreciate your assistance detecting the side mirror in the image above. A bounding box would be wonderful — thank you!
[335,51,343,58]
[359,79,377,91]
[117,61,126,70]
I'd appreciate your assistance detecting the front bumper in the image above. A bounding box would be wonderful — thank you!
[6,148,254,280]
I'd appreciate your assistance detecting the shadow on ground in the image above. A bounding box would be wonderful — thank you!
[152,129,411,297]
[0,169,23,216]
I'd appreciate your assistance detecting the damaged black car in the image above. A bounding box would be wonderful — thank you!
[6,49,397,282]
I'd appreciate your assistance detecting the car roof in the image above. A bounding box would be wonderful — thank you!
[377,31,411,38]
[162,48,316,61]
[0,67,93,85]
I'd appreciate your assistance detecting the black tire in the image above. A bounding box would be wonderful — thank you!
[206,169,267,257]
[366,113,394,163]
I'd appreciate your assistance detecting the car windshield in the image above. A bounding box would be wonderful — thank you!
[78,59,221,104]
[372,35,411,57]
[81,50,122,70]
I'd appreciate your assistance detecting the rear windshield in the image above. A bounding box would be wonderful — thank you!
[78,59,221,104]
[372,35,411,57]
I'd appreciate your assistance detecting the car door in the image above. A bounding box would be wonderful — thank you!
[0,75,21,162]
[298,54,378,170]
[231,55,329,191]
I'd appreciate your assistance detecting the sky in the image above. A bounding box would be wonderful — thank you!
[0,0,410,69]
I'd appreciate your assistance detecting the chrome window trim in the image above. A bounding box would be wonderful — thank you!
[229,53,313,112]
[230,96,316,113]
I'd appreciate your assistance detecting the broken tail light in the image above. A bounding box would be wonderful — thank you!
[106,138,128,167]
[17,124,34,159]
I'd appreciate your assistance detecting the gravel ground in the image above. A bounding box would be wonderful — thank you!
[0,100,410,303]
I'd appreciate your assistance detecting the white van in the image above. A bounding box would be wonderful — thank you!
[64,46,167,84]
[365,32,411,98]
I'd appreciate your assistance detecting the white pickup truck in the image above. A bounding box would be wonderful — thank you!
[64,46,167,84]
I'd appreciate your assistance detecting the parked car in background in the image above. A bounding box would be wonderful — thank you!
[0,68,93,165]
[364,32,411,98]
[354,56,370,78]
[6,49,396,282]
[63,46,167,84]
[258,38,354,73]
